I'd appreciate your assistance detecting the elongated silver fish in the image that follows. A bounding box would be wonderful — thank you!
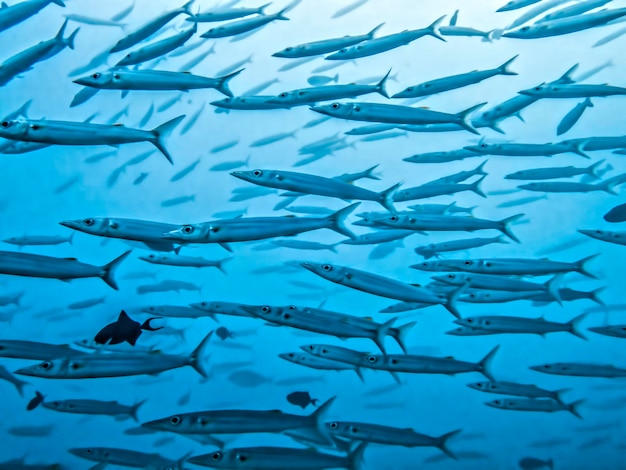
[0,0,65,33]
[415,236,508,259]
[69,447,185,470]
[116,22,197,66]
[200,8,289,38]
[42,398,145,421]
[0,250,129,290]
[467,380,569,404]
[454,314,586,339]
[139,254,230,273]
[485,398,583,418]
[530,362,626,377]
[505,160,602,180]
[0,115,184,164]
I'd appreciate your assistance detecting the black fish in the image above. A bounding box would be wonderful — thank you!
[605,202,626,222]
[286,391,319,409]
[216,326,234,340]
[26,391,45,411]
[94,310,162,346]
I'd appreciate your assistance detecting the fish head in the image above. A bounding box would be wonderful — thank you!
[371,214,405,227]
[326,420,351,435]
[518,82,547,96]
[278,352,306,364]
[142,413,198,432]
[163,224,209,242]
[502,25,536,39]
[300,343,360,363]
[432,273,465,285]
[15,358,68,378]
[484,398,512,410]
[241,304,279,319]
[202,26,223,38]
[0,119,29,139]
[188,450,238,468]
[310,102,352,117]
[300,262,346,283]
[326,45,357,60]
[41,400,69,411]
[467,381,496,392]
[59,217,107,235]
[274,44,307,57]
[211,97,232,108]
[409,259,449,271]
[529,363,561,373]
[230,169,274,184]
[116,53,134,67]
[68,447,108,461]
[267,90,298,104]
[464,143,490,153]
[73,70,116,87]
[139,253,165,263]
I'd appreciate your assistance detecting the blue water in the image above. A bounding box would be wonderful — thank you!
[1,0,625,468]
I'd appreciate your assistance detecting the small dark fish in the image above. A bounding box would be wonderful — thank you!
[215,326,234,340]
[94,310,162,346]
[529,437,570,448]
[605,202,626,222]
[8,425,53,436]
[286,391,319,409]
[519,457,554,469]
[27,391,45,411]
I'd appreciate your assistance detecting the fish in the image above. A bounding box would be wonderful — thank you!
[15,332,212,379]
[139,253,230,272]
[0,250,129,289]
[517,181,617,194]
[325,17,445,60]
[68,447,186,470]
[189,4,272,22]
[187,443,366,469]
[519,457,555,469]
[110,0,194,52]
[604,202,626,222]
[3,232,74,247]
[200,8,290,38]
[530,362,626,377]
[0,115,185,164]
[332,0,368,18]
[26,391,45,410]
[115,23,197,66]
[94,310,162,346]
[273,23,384,58]
[8,425,54,437]
[307,74,339,86]
[497,0,542,12]
[467,380,569,404]
[454,314,586,339]
[0,0,65,34]
[0,19,78,86]
[505,160,603,180]
[415,236,509,259]
[136,279,201,294]
[393,56,517,98]
[286,391,319,409]
[63,13,126,29]
[164,204,360,244]
[588,324,626,338]
[250,130,297,147]
[42,398,145,421]
[160,195,195,207]
[232,169,399,211]
[486,397,583,419]
[75,68,243,97]
[557,98,594,135]
[520,82,626,99]
[579,229,626,247]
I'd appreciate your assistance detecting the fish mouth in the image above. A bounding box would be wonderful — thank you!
[309,105,328,115]
[229,171,246,180]
[137,256,153,262]
[140,419,160,429]
[73,78,89,86]
[162,229,184,240]
[517,89,534,96]
[67,448,87,457]
[240,305,260,316]
[59,220,79,229]
[187,455,211,465]
[14,367,34,377]
[300,262,317,272]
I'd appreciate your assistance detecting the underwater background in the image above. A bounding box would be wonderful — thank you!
[1,0,626,468]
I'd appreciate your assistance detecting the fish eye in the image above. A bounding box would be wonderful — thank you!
[182,226,194,234]
[464,261,472,265]
[447,274,454,279]
[86,449,92,454]
[279,93,287,98]
[339,48,346,53]
[170,416,181,425]
[285,47,292,51]
[261,306,270,313]
[534,86,540,91]
[237,454,247,462]
[322,264,332,272]
[489,384,496,389]
[83,218,94,226]
[480,143,487,148]
[1,121,9,127]
[253,170,263,177]
[283,313,291,319]
[212,452,221,461]
[92,73,100,79]
[485,320,490,326]
[494,400,501,405]
[330,422,338,429]
[521,27,529,31]
[467,319,473,323]
[149,255,155,258]
[352,427,359,433]
[331,103,340,109]
[406,87,413,92]
[41,361,52,369]
[321,348,327,354]
[476,383,483,388]
[390,216,398,222]
[367,355,377,363]
[543,364,550,368]
[288,305,296,310]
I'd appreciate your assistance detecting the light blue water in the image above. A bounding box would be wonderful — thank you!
[0,0,625,468]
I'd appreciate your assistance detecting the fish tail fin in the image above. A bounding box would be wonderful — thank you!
[216,257,232,274]
[484,119,505,134]
[376,68,391,98]
[478,345,499,381]
[367,22,385,39]
[426,15,447,42]
[436,429,461,459]
[348,442,368,470]
[471,175,487,198]
[548,458,554,470]
[181,0,194,14]
[51,0,65,5]
[328,203,360,238]
[258,2,272,14]
[457,103,486,135]
[599,178,618,195]
[65,27,80,49]
[100,250,131,290]
[497,54,518,76]
[188,331,213,378]
[498,213,524,243]
[490,28,504,41]
[558,63,578,84]
[590,287,605,305]
[215,69,244,97]
[568,313,587,340]
[567,399,584,419]
[575,253,599,279]
[443,283,467,319]
[553,388,572,406]
[173,245,182,255]
[584,97,594,107]
[309,396,336,443]
[474,159,488,176]
[587,159,604,178]
[394,321,416,353]
[151,115,186,164]
[67,231,75,245]
[379,183,401,212]
[496,235,510,245]
[131,399,147,422]
[374,317,396,353]
[13,291,25,306]
[544,273,564,304]
[15,378,28,397]
[363,164,381,180]
[17,99,32,119]
[276,7,290,20]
